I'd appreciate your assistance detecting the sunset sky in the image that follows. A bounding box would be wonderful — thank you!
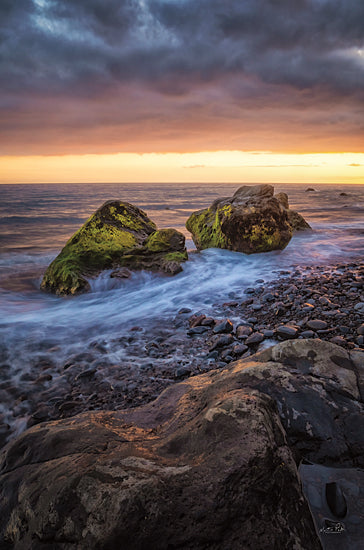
[0,0,363,184]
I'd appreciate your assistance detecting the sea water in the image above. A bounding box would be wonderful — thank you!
[0,182,363,436]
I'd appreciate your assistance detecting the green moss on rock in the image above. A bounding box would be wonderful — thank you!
[186,185,293,254]
[145,228,186,253]
[41,202,187,296]
[186,207,231,250]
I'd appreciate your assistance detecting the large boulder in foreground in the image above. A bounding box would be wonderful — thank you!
[2,339,362,549]
[186,184,310,253]
[41,201,188,295]
[0,344,338,550]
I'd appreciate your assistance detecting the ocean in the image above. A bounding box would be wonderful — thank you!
[1,182,364,438]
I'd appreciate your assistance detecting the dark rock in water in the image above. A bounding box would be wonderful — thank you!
[41,201,188,295]
[232,343,249,356]
[276,325,298,339]
[187,326,209,336]
[213,319,234,334]
[245,332,264,345]
[186,184,294,254]
[110,267,132,278]
[236,325,253,339]
[210,334,234,349]
[305,187,316,192]
[0,357,320,550]
[275,192,312,231]
[189,313,206,328]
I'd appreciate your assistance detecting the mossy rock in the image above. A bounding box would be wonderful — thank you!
[275,193,312,231]
[41,201,187,296]
[186,185,293,254]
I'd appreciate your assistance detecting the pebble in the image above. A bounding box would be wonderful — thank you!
[357,324,364,335]
[306,319,328,331]
[174,367,191,379]
[276,325,298,339]
[302,303,315,312]
[236,325,253,339]
[213,319,234,334]
[354,302,364,313]
[189,314,206,328]
[201,317,215,327]
[210,334,234,350]
[233,344,249,356]
[330,336,347,347]
[245,332,264,345]
[187,326,209,336]
[300,330,315,339]
[247,317,258,324]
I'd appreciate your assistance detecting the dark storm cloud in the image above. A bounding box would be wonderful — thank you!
[1,0,363,95]
[0,0,363,154]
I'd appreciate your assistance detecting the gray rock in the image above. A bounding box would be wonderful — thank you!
[245,332,264,345]
[210,334,234,349]
[232,344,249,356]
[329,336,347,347]
[236,325,253,339]
[213,319,234,334]
[187,326,209,336]
[300,330,315,339]
[0,355,321,550]
[276,325,298,339]
[306,319,328,331]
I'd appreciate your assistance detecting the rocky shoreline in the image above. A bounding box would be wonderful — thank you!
[1,258,364,548]
[1,259,363,451]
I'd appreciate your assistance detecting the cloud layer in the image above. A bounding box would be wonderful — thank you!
[1,0,363,154]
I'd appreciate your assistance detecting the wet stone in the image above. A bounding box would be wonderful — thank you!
[189,314,206,328]
[247,317,258,324]
[187,326,209,336]
[210,334,234,350]
[201,317,215,326]
[357,324,364,335]
[174,367,191,379]
[306,319,328,331]
[262,293,275,302]
[302,303,315,312]
[245,332,264,346]
[233,344,249,356]
[213,319,234,334]
[276,325,298,339]
[330,336,347,347]
[236,325,253,339]
[300,330,315,339]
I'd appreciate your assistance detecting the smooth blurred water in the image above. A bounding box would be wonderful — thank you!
[1,182,364,369]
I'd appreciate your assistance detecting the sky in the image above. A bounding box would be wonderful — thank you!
[0,0,363,184]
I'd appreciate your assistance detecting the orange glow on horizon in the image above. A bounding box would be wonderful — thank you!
[0,151,363,184]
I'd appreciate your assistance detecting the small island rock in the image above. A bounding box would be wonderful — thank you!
[186,184,309,254]
[41,201,188,295]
